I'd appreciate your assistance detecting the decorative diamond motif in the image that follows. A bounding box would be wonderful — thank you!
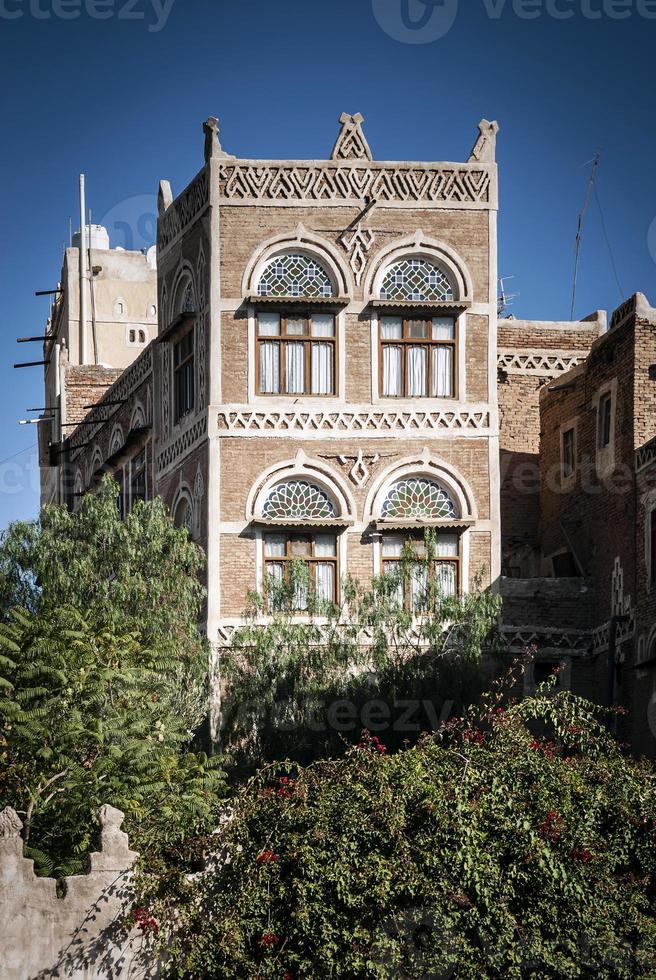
[263,480,336,520]
[380,258,454,303]
[340,223,375,286]
[382,478,456,520]
[257,254,334,299]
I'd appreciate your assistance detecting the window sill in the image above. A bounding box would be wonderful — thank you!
[373,518,474,532]
[247,294,349,309]
[369,299,470,314]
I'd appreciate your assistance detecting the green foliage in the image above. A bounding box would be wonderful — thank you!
[143,676,656,979]
[223,537,501,766]
[0,479,224,875]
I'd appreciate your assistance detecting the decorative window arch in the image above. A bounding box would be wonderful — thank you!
[109,426,124,455]
[173,490,195,537]
[381,477,458,522]
[380,257,454,303]
[248,452,356,525]
[262,480,337,521]
[242,224,352,299]
[257,253,334,300]
[173,274,196,316]
[365,231,473,305]
[365,450,476,526]
[130,403,146,430]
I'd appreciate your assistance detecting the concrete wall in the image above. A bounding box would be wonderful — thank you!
[0,805,155,980]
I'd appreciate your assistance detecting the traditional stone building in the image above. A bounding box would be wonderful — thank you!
[37,115,656,753]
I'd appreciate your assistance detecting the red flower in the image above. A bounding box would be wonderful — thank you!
[131,906,160,936]
[260,932,280,949]
[529,739,556,760]
[571,847,593,864]
[463,728,486,746]
[538,810,563,842]
[256,849,279,864]
[357,730,387,754]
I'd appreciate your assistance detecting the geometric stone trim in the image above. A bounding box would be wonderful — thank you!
[218,163,492,209]
[592,611,635,659]
[497,349,587,377]
[331,112,372,162]
[501,626,592,656]
[70,345,154,452]
[216,407,492,437]
[636,436,656,473]
[156,415,207,474]
[339,222,375,287]
[159,168,210,251]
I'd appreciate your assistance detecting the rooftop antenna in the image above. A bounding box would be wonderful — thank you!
[570,153,600,320]
[498,276,519,317]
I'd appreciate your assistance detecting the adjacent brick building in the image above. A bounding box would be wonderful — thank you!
[37,116,656,753]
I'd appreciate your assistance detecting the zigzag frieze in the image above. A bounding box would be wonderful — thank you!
[592,612,635,655]
[636,438,656,473]
[156,415,207,474]
[218,163,491,208]
[497,349,587,377]
[501,626,591,655]
[216,408,491,437]
[70,346,153,452]
[159,169,210,250]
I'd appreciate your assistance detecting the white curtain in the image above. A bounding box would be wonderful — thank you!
[260,343,280,393]
[286,342,305,394]
[432,346,453,397]
[311,344,333,395]
[407,347,427,397]
[411,565,429,611]
[381,318,402,397]
[382,347,402,396]
[314,535,336,602]
[435,563,457,596]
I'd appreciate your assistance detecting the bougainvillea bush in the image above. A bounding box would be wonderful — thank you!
[143,678,656,979]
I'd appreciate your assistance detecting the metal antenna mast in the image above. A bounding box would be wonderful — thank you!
[570,153,600,320]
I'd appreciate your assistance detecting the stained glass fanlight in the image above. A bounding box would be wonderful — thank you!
[263,480,336,520]
[381,478,457,521]
[380,257,454,303]
[257,253,334,299]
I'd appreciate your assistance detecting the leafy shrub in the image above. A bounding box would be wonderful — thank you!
[144,677,656,979]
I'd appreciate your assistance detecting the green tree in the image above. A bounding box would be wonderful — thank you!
[223,535,502,766]
[0,479,224,876]
[141,674,656,979]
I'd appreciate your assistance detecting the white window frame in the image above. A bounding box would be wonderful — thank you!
[370,310,467,405]
[255,525,348,610]
[593,379,617,479]
[247,304,347,405]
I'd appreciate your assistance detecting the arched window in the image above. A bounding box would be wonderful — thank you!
[381,478,457,521]
[380,257,454,303]
[380,478,460,603]
[170,276,196,424]
[377,256,457,399]
[262,480,336,521]
[260,480,338,607]
[173,495,194,536]
[257,253,334,299]
[255,254,336,397]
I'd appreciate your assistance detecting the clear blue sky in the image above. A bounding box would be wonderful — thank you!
[0,0,654,526]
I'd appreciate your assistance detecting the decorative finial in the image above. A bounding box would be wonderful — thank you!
[0,807,23,839]
[203,116,222,163]
[158,179,173,216]
[331,112,373,162]
[468,119,500,163]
